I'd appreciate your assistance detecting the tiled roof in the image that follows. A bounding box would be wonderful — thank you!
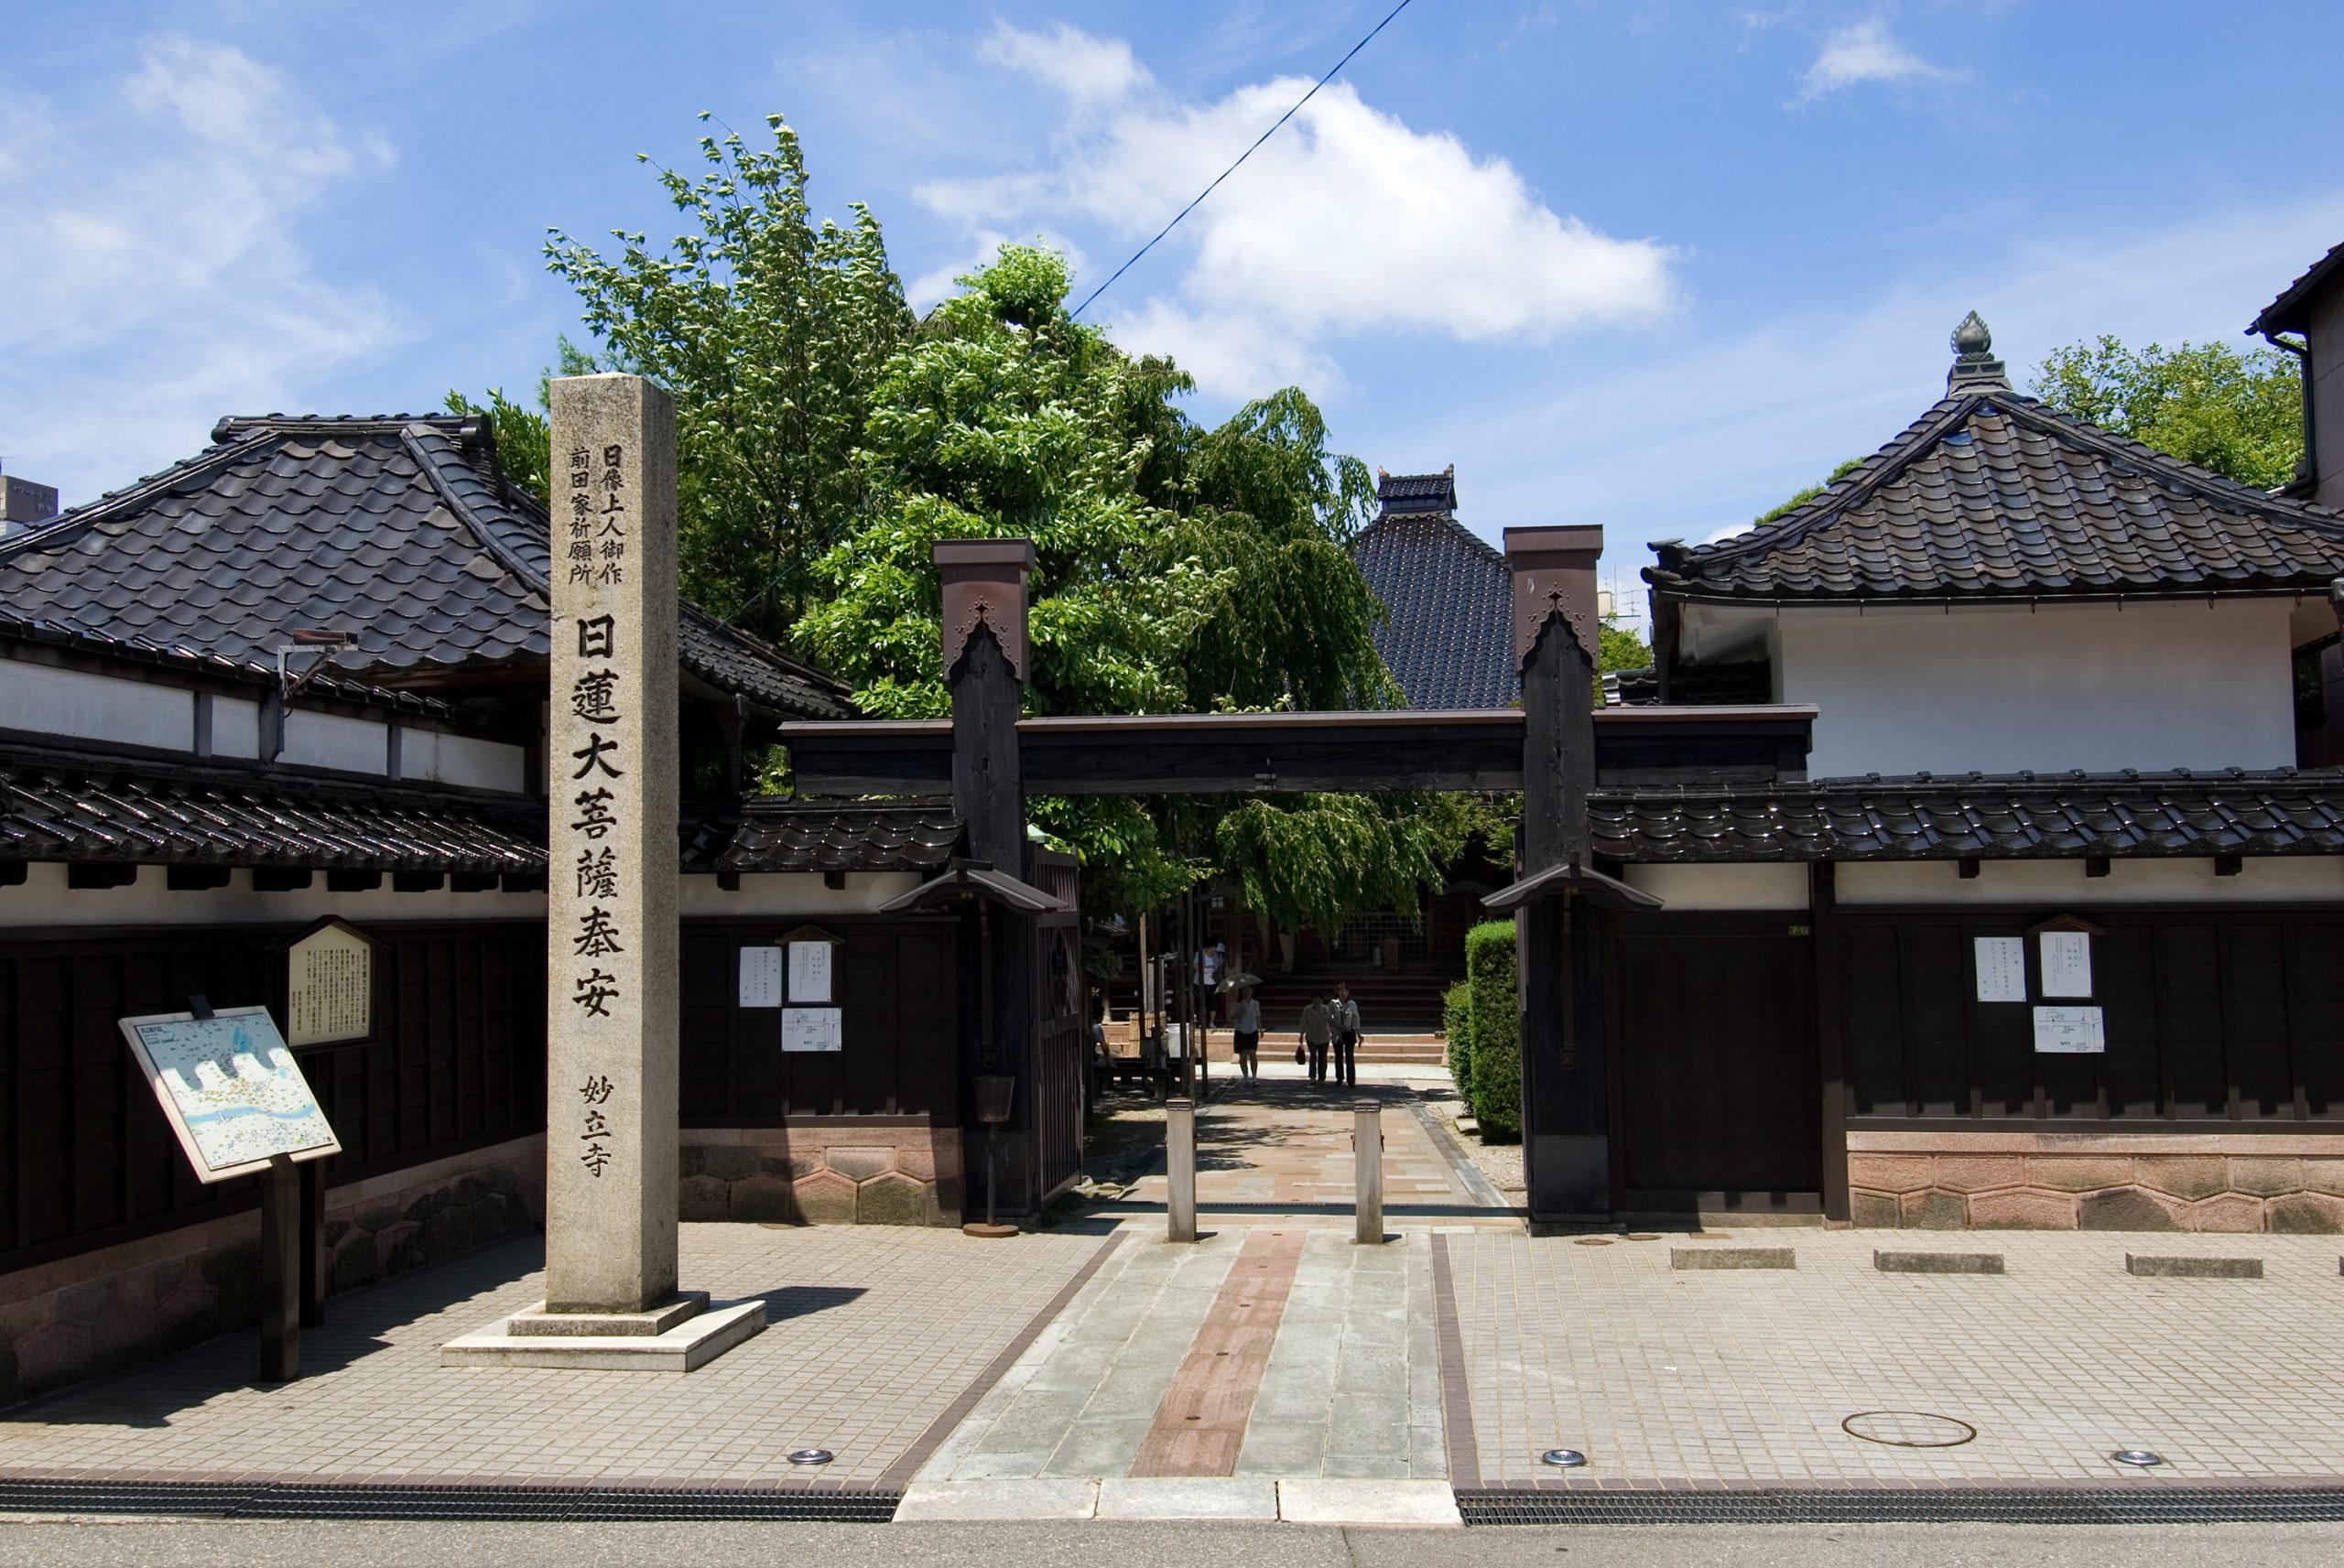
[1350,502,1516,710]
[1645,390,2344,604]
[0,743,543,873]
[0,612,453,719]
[1592,771,2344,862]
[1374,469,1457,513]
[717,804,961,873]
[0,416,852,720]
[2250,240,2344,337]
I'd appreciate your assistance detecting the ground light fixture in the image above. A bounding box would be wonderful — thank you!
[787,1449,835,1466]
[1541,1449,1589,1468]
[2111,1449,2165,1467]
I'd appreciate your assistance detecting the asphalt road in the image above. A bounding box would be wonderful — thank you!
[5,1517,2343,1567]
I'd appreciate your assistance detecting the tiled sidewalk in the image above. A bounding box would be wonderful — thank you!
[0,1224,1112,1488]
[1441,1228,2344,1488]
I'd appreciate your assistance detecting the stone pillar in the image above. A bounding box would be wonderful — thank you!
[544,374,680,1314]
[938,540,1036,1210]
[1504,525,1609,1223]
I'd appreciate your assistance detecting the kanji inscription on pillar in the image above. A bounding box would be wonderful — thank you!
[545,373,680,1315]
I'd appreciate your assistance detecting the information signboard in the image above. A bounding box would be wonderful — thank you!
[787,940,833,1004]
[1973,936,2025,1002]
[287,918,374,1046]
[2039,930,2093,997]
[737,945,783,1008]
[117,1006,341,1181]
[782,1006,842,1053]
[2032,1004,2106,1054]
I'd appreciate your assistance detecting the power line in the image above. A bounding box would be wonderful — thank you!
[1069,0,1418,322]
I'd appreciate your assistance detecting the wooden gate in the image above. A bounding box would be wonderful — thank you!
[1029,847,1085,1203]
[1607,915,1819,1210]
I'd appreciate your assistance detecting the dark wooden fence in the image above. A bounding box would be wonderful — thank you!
[677,916,959,1123]
[0,921,545,1276]
[1837,907,2344,1127]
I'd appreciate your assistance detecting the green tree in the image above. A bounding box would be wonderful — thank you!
[798,243,1448,924]
[443,385,551,501]
[1753,457,1864,528]
[543,114,915,644]
[2030,336,2303,490]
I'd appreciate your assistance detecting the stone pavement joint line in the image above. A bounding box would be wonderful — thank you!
[1129,1228,1304,1477]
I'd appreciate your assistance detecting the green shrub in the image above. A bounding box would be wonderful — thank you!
[1464,918,1520,1141]
[1441,979,1474,1094]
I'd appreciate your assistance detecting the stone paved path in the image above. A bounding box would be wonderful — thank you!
[0,1224,1112,1487]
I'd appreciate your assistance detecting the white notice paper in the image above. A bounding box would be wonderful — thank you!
[2039,931,2093,997]
[787,940,833,1004]
[737,946,783,1009]
[783,1006,842,1053]
[1973,936,2026,1002]
[2033,1004,2106,1054]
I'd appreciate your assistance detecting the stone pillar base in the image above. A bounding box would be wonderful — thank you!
[441,1296,765,1371]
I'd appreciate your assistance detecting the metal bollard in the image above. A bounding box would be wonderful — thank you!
[1353,1100,1384,1245]
[1167,1098,1198,1243]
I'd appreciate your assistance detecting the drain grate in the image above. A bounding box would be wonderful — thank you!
[1457,1487,2344,1527]
[0,1480,901,1523]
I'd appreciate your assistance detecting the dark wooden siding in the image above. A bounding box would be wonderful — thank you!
[678,917,960,1124]
[1839,907,2344,1126]
[0,921,545,1276]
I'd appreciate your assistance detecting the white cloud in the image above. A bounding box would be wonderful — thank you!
[978,21,1149,109]
[0,36,400,502]
[1796,16,1949,103]
[916,24,1677,398]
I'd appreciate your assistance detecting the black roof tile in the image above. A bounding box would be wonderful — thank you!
[1593,771,2344,861]
[716,803,962,873]
[0,742,543,872]
[1646,390,2344,604]
[1350,491,1515,711]
[0,416,852,720]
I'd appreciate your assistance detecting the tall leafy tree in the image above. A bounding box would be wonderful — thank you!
[543,114,914,644]
[2031,336,2303,490]
[798,244,1445,924]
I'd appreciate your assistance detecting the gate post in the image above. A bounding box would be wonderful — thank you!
[1503,526,1610,1224]
[939,540,1037,1212]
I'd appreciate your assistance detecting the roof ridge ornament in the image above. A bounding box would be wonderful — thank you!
[1947,310,2009,393]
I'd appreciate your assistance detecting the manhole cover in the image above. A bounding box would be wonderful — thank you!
[1573,1237,1613,1246]
[1842,1411,1977,1448]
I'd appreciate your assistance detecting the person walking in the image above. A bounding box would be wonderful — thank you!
[1231,986,1262,1079]
[1299,994,1333,1083]
[1331,981,1361,1087]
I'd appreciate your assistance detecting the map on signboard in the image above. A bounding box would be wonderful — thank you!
[783,1005,842,1053]
[117,1005,342,1182]
[2033,1004,2106,1054]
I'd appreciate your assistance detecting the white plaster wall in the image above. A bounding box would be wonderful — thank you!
[678,871,928,916]
[210,695,261,759]
[1774,600,2299,778]
[0,861,548,927]
[398,728,528,793]
[0,662,191,749]
[1836,856,2344,906]
[281,709,388,774]
[1622,862,1811,910]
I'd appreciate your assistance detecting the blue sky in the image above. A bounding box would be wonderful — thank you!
[6,2,2340,611]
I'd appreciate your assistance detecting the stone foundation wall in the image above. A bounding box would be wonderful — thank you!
[0,1136,545,1406]
[679,1124,962,1227]
[1849,1130,2344,1231]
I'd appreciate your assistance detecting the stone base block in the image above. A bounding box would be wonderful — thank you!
[1671,1246,1796,1271]
[505,1292,708,1337]
[1874,1250,2005,1274]
[1277,1478,1461,1527]
[2124,1253,2263,1279]
[441,1297,765,1370]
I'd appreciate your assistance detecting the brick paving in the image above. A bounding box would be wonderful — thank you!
[1442,1227,2344,1488]
[0,1223,1111,1488]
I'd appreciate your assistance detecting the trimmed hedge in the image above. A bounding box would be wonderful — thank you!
[1464,918,1520,1141]
[1442,979,1474,1093]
